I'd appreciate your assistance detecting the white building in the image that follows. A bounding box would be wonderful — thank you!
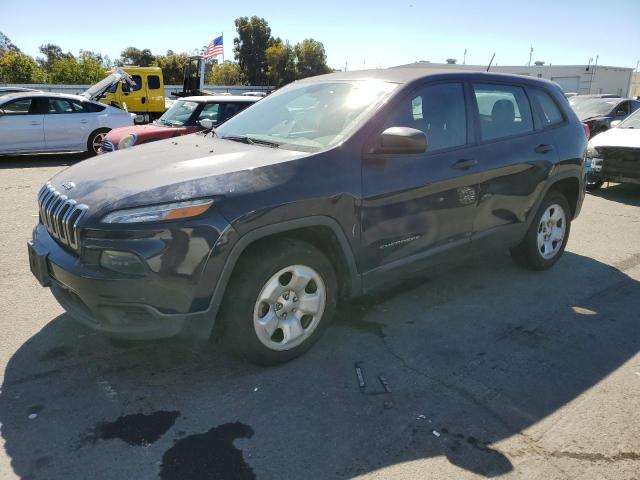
[393,61,635,97]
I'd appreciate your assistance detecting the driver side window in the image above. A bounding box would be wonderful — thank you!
[384,83,467,152]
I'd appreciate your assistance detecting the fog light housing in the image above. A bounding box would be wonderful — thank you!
[100,250,147,276]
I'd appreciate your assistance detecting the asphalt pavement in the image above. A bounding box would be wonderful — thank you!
[1,154,639,480]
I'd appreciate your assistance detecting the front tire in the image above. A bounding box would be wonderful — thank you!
[87,128,110,156]
[217,238,337,365]
[510,191,571,270]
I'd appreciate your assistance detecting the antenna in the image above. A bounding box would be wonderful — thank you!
[486,53,495,72]
[528,45,533,67]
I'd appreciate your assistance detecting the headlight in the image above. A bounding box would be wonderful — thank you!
[586,146,598,159]
[101,199,214,224]
[118,134,137,149]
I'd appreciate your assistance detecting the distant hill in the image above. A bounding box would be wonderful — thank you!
[0,32,20,54]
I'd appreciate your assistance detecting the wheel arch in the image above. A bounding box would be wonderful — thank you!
[206,216,361,333]
[547,175,581,219]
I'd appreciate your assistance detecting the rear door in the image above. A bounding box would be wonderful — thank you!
[0,97,45,153]
[360,81,480,285]
[470,82,559,247]
[43,98,93,151]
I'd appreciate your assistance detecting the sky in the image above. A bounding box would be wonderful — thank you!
[3,0,640,70]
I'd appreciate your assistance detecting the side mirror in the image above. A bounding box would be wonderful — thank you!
[373,127,427,155]
[610,119,622,128]
[199,119,215,130]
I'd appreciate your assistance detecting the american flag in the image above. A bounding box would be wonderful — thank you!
[204,35,223,59]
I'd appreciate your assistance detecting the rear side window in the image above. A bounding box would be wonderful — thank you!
[473,84,533,141]
[82,102,106,113]
[148,75,161,89]
[384,82,467,152]
[529,89,564,127]
[0,98,34,115]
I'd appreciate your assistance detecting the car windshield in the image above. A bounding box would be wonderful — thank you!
[215,80,398,152]
[617,109,640,129]
[157,100,199,126]
[572,99,618,117]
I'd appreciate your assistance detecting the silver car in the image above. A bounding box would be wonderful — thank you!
[0,92,134,155]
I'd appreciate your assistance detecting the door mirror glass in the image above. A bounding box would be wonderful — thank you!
[374,127,427,154]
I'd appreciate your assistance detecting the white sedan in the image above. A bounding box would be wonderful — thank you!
[0,92,134,156]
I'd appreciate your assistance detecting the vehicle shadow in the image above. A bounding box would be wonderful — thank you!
[589,182,640,207]
[1,251,639,479]
[0,153,90,169]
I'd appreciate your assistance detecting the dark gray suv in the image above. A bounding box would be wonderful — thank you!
[28,68,587,364]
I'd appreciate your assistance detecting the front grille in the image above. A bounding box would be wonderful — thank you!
[100,140,114,152]
[37,182,88,252]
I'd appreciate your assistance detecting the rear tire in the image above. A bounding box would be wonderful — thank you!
[217,238,337,365]
[87,128,110,156]
[510,191,571,270]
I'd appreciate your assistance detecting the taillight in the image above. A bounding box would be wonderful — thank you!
[583,123,590,140]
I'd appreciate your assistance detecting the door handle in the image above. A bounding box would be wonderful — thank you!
[452,159,478,170]
[535,144,554,154]
[30,121,41,126]
[141,97,146,104]
[79,119,88,124]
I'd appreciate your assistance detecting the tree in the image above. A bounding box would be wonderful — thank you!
[0,51,45,83]
[265,39,297,88]
[154,51,190,84]
[0,31,20,54]
[207,62,243,85]
[120,47,155,66]
[295,39,331,79]
[77,50,107,82]
[233,16,272,85]
[37,43,73,74]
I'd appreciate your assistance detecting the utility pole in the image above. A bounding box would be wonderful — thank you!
[463,48,467,65]
[528,45,533,67]
[345,61,348,72]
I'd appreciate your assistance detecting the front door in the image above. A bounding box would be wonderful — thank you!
[360,81,480,288]
[0,97,45,153]
[121,74,148,113]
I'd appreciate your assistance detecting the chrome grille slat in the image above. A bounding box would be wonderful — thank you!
[37,182,88,253]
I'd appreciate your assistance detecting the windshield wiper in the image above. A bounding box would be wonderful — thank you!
[222,135,255,145]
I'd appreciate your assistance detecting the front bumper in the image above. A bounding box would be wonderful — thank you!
[29,220,234,340]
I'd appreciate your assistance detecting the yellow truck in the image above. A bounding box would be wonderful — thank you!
[80,59,209,123]
[80,67,166,123]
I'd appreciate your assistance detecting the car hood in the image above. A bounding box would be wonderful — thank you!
[105,124,191,144]
[49,133,311,218]
[80,69,135,101]
[590,127,640,149]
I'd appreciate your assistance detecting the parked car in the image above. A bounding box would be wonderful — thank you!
[0,92,134,155]
[99,96,259,153]
[0,86,38,96]
[28,69,586,364]
[571,97,640,137]
[568,93,620,106]
[585,108,640,190]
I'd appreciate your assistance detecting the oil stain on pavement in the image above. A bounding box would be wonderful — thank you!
[86,410,180,447]
[159,422,255,480]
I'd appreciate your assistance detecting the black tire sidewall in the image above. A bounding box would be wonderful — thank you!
[218,239,337,365]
